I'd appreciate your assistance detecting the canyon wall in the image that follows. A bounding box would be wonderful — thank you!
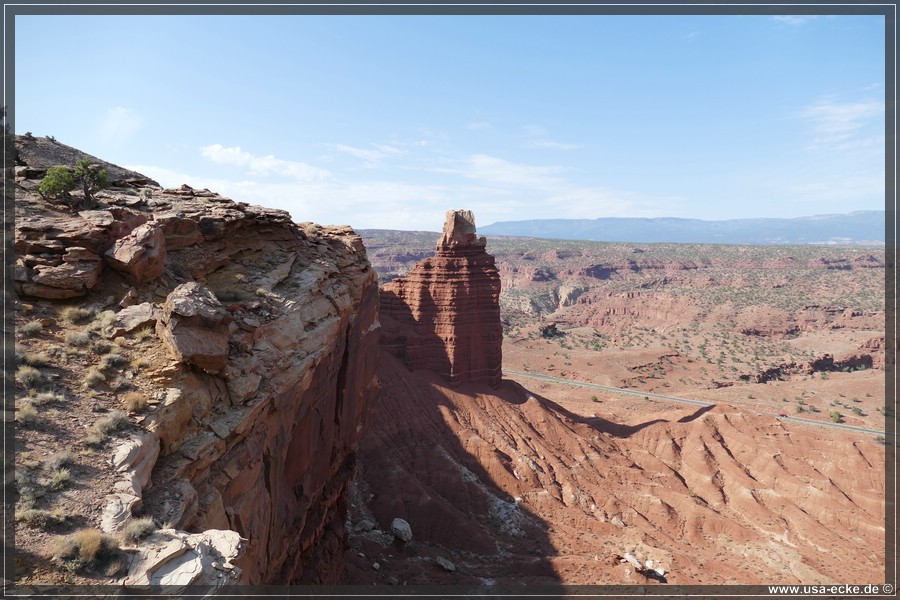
[14,141,379,587]
[380,210,502,387]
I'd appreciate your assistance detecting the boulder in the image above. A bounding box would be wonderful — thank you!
[390,517,413,542]
[105,223,167,285]
[435,556,456,572]
[110,302,160,338]
[156,283,230,374]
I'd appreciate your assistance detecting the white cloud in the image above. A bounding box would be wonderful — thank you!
[434,154,567,189]
[332,143,405,166]
[520,124,581,151]
[200,144,330,181]
[99,107,142,147]
[772,15,818,26]
[522,124,548,137]
[798,98,884,149]
[524,139,583,151]
[128,152,675,231]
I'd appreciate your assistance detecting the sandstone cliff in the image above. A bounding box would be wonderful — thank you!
[13,138,379,588]
[380,210,502,387]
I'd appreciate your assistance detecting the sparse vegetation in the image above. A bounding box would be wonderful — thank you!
[48,468,71,490]
[45,451,75,471]
[60,306,93,324]
[19,321,43,337]
[119,517,157,544]
[17,401,43,427]
[65,330,91,347]
[83,367,106,389]
[98,353,127,372]
[830,411,843,424]
[85,410,129,446]
[16,507,66,530]
[52,528,123,575]
[121,392,147,413]
[16,365,43,389]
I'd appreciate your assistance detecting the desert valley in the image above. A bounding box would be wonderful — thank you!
[10,136,888,592]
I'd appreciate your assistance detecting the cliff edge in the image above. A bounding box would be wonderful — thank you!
[13,137,379,588]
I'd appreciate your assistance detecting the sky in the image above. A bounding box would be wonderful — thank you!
[13,11,887,231]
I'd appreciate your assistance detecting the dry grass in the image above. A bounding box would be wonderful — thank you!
[45,450,75,471]
[51,528,124,575]
[60,306,93,324]
[121,392,147,413]
[19,321,43,337]
[119,517,157,544]
[64,330,91,347]
[15,507,66,530]
[98,353,127,372]
[16,365,43,389]
[31,390,65,407]
[20,350,52,367]
[48,468,71,490]
[85,410,129,447]
[133,326,154,342]
[17,401,43,427]
[83,367,106,389]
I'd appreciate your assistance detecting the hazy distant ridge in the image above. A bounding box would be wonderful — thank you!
[479,211,885,245]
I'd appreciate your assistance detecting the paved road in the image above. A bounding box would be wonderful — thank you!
[504,369,889,438]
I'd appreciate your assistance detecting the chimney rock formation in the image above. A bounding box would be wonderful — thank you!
[380,210,502,387]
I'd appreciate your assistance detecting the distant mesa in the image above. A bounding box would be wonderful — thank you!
[380,209,503,387]
[478,213,886,245]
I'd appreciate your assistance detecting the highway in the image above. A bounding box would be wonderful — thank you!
[504,369,890,438]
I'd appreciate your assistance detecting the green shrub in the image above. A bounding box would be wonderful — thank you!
[830,411,843,423]
[39,166,75,199]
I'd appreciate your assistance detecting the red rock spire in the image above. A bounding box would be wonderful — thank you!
[380,210,503,387]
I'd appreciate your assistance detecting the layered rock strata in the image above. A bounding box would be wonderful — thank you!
[14,145,380,586]
[380,210,502,387]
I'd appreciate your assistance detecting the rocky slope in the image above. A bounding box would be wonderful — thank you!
[347,337,885,587]
[13,138,379,588]
[380,210,502,387]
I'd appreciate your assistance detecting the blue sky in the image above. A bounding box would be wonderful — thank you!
[14,13,886,231]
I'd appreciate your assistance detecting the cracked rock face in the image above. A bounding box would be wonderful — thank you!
[156,283,231,374]
[380,209,502,387]
[104,223,167,285]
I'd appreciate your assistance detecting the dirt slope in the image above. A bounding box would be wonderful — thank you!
[346,353,885,586]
